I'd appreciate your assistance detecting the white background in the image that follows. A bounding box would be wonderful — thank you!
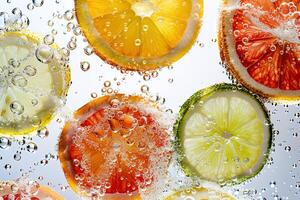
[0,0,300,199]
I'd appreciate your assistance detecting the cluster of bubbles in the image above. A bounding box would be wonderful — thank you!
[237,1,299,45]
[0,128,48,170]
[61,95,172,198]
[0,178,42,199]
[0,8,29,32]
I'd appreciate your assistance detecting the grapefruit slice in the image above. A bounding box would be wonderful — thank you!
[174,84,271,185]
[0,31,70,136]
[165,186,236,200]
[220,0,300,101]
[75,0,203,71]
[58,94,171,199]
[0,180,63,200]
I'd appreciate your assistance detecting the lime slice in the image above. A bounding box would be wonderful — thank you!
[165,187,236,200]
[174,83,272,185]
[0,31,70,136]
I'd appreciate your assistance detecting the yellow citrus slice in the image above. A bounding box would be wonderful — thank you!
[75,0,203,71]
[0,180,64,200]
[0,31,70,136]
[220,0,300,101]
[165,187,236,200]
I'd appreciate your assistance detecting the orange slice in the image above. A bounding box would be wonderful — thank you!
[75,0,203,71]
[58,94,171,199]
[0,180,63,200]
[220,0,300,101]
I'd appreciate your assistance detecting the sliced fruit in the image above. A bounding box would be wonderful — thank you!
[0,180,64,200]
[58,94,171,199]
[220,0,300,101]
[165,186,236,200]
[75,0,203,71]
[0,31,70,136]
[174,83,271,185]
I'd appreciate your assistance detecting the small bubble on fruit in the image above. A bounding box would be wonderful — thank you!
[10,101,24,115]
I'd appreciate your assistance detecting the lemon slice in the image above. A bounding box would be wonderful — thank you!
[0,31,70,136]
[174,84,271,185]
[165,187,236,200]
[75,0,203,71]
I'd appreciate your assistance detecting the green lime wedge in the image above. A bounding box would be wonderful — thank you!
[174,83,272,185]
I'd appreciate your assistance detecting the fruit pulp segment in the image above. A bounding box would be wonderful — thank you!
[182,91,265,181]
[86,0,191,57]
[233,0,300,90]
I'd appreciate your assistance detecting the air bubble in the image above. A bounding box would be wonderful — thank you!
[12,75,27,87]
[91,92,98,98]
[12,8,22,17]
[64,10,74,21]
[10,183,18,193]
[143,25,149,32]
[8,58,20,68]
[37,128,49,138]
[134,39,141,46]
[151,71,158,78]
[35,45,54,63]
[23,65,37,76]
[66,22,74,31]
[40,159,48,165]
[43,34,54,45]
[27,3,34,10]
[0,137,12,149]
[31,99,38,106]
[67,41,77,50]
[26,142,38,153]
[141,85,149,93]
[47,20,54,27]
[31,116,42,126]
[285,146,291,152]
[84,46,93,55]
[4,164,11,170]
[13,152,21,161]
[143,74,151,81]
[80,61,90,72]
[32,0,44,7]
[73,26,82,36]
[104,81,111,87]
[51,29,57,35]
[270,45,277,51]
[10,101,24,115]
[270,181,276,188]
